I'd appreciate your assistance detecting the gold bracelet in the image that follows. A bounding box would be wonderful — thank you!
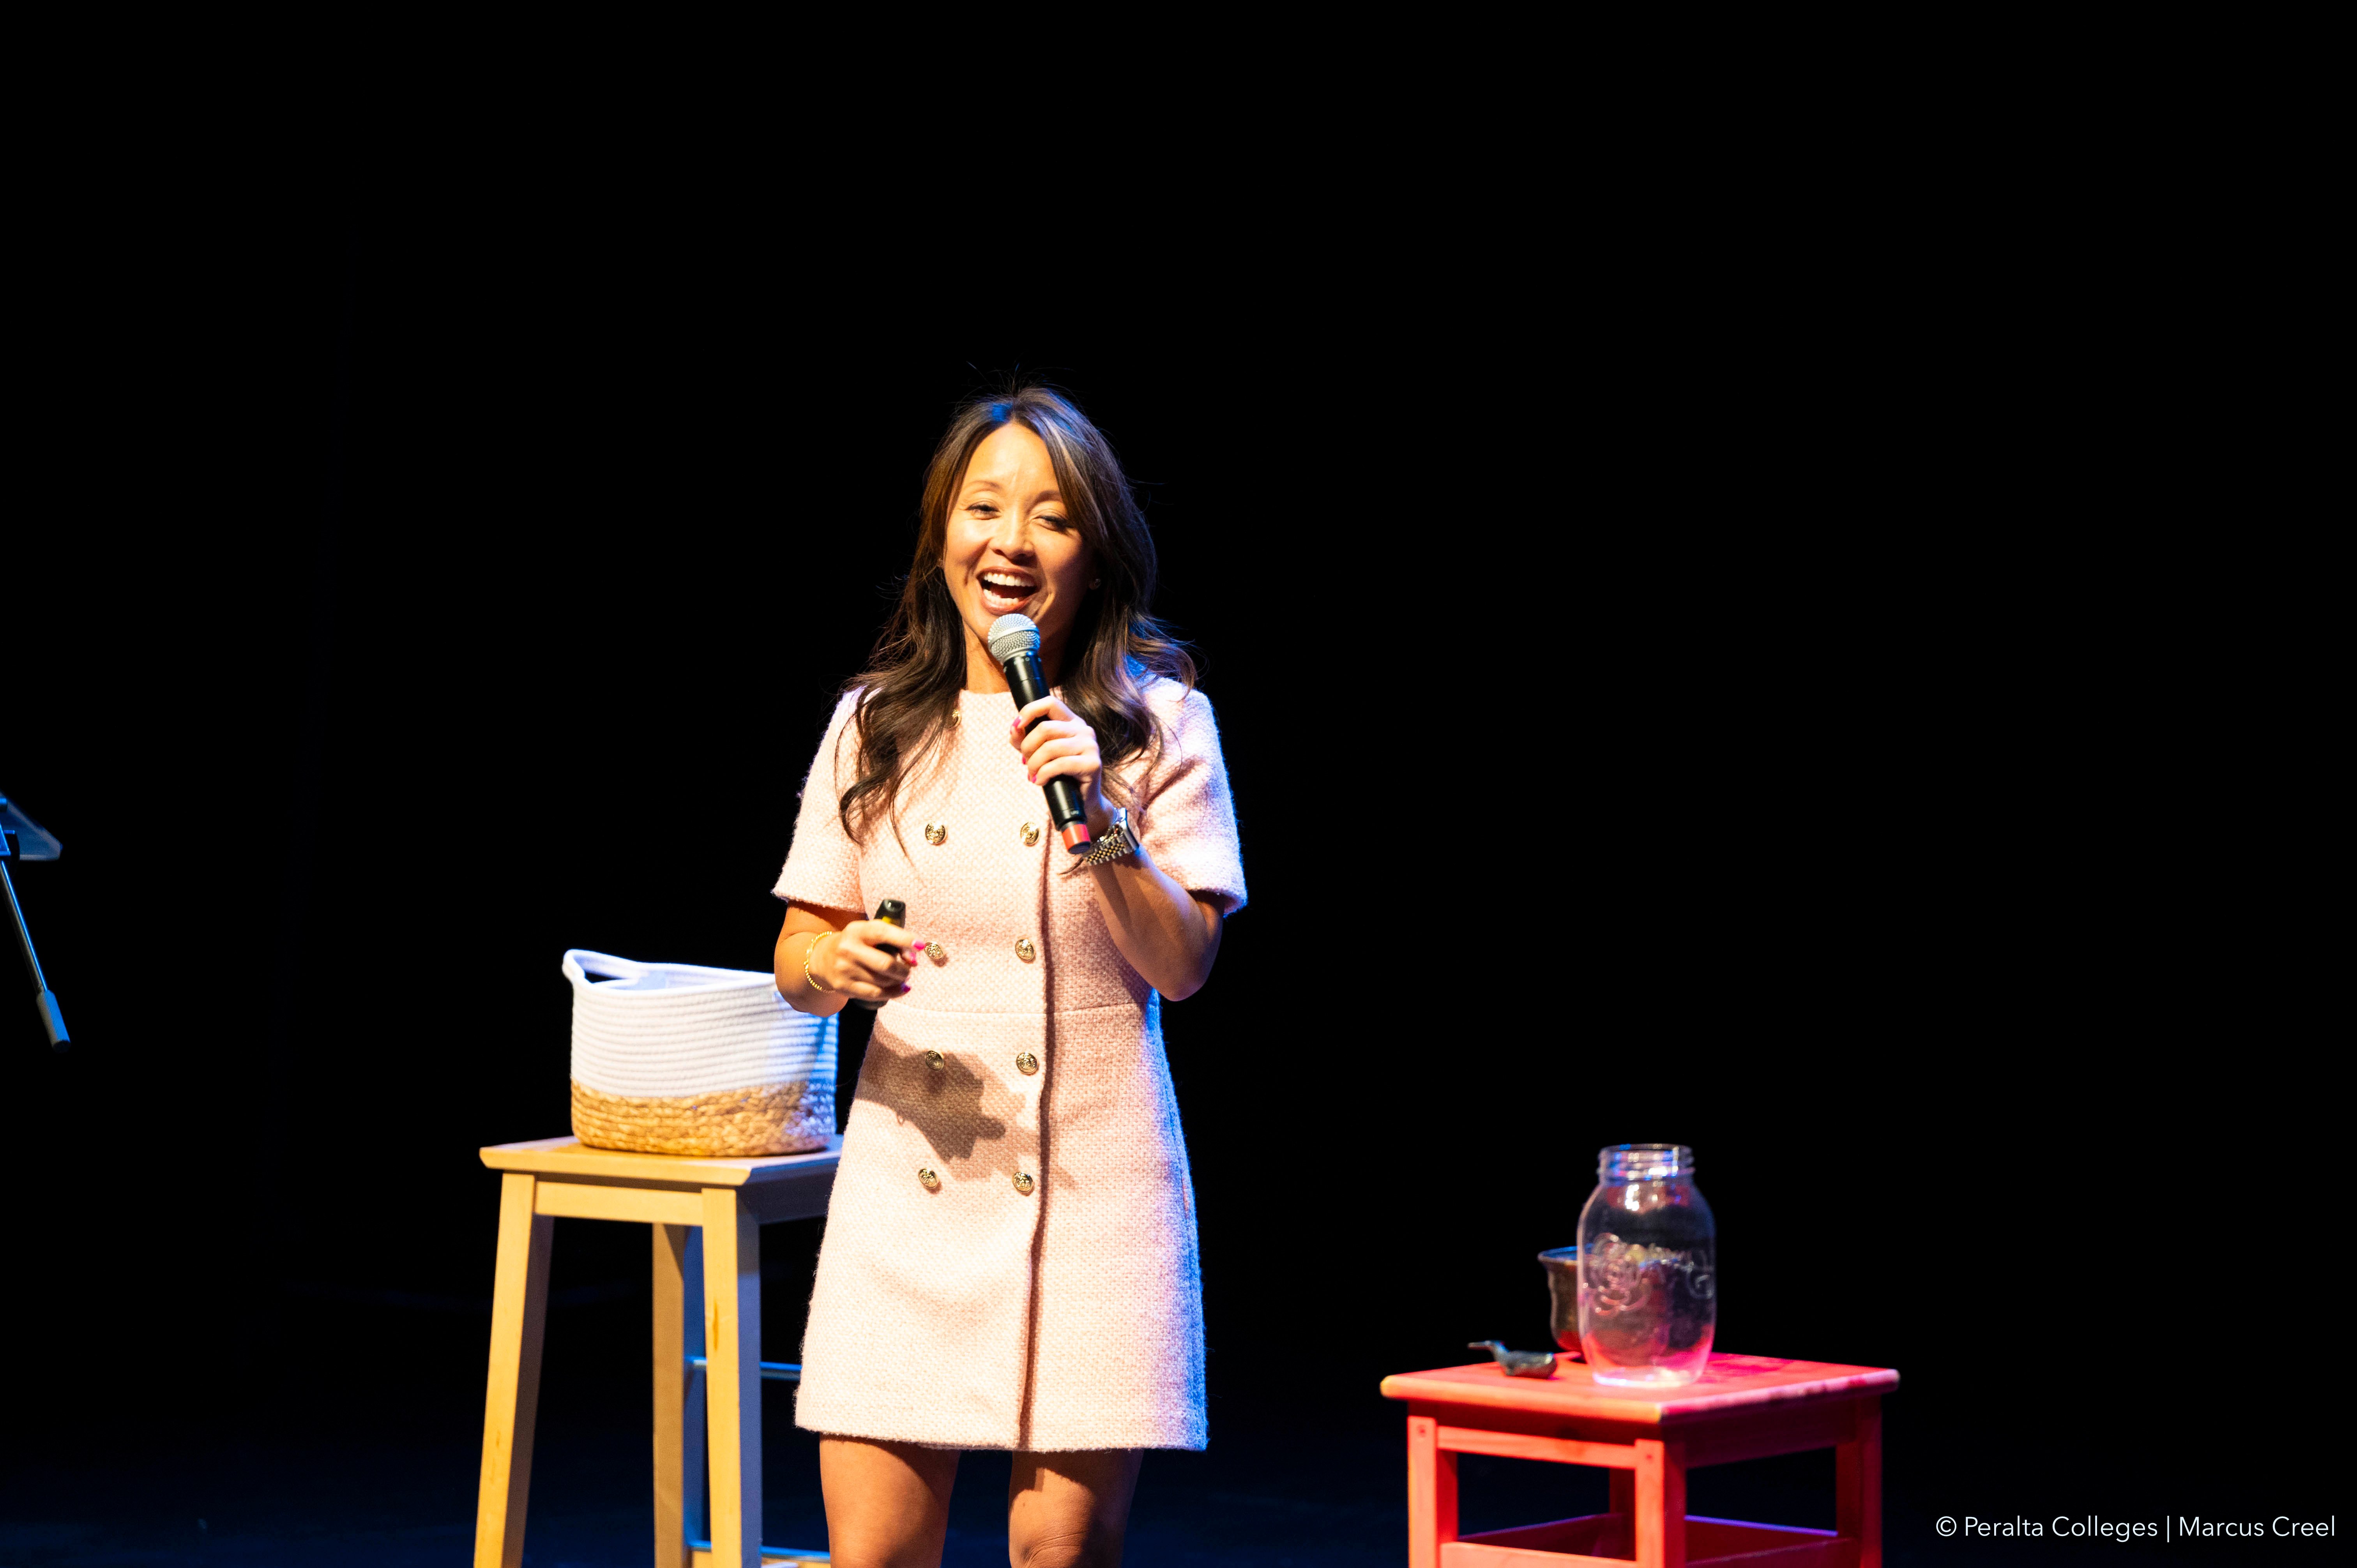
[801,930,837,993]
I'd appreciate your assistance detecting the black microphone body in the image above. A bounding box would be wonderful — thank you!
[1000,648,1093,854]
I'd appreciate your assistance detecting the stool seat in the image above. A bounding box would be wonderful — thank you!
[1381,1353,1896,1568]
[473,1136,841,1568]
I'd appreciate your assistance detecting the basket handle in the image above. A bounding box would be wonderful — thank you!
[562,949,649,987]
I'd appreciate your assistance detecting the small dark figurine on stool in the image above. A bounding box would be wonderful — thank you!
[1468,1341,1557,1378]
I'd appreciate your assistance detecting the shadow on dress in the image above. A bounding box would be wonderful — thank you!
[854,1032,1028,1177]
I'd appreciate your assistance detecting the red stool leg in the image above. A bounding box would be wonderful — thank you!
[1633,1437,1687,1568]
[1406,1414,1458,1568]
[1608,1469,1637,1559]
[1837,1395,1883,1568]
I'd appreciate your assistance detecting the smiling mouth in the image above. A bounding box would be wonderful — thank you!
[979,576,1036,606]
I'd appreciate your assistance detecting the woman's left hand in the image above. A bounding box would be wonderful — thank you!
[1011,697,1109,828]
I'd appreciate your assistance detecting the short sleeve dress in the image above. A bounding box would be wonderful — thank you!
[773,678,1245,1452]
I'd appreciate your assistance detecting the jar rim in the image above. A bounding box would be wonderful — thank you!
[1597,1142,1694,1179]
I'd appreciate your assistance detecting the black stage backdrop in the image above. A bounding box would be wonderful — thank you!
[4,194,2334,1547]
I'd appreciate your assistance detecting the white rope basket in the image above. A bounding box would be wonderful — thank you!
[563,949,837,1157]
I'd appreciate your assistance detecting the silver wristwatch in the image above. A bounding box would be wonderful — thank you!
[1079,806,1139,867]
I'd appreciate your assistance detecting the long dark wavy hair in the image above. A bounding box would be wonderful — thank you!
[837,384,1195,846]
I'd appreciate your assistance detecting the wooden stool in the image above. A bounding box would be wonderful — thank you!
[472,1135,841,1568]
[1380,1353,1897,1568]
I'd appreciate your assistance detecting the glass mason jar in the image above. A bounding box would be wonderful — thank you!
[1577,1144,1716,1386]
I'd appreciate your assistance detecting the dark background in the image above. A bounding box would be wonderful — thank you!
[2,189,2336,1563]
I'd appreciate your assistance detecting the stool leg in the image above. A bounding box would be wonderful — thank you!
[1633,1437,1687,1568]
[683,1227,707,1545]
[475,1173,554,1568]
[1609,1469,1637,1558]
[654,1224,691,1568]
[1837,1395,1883,1568]
[1406,1414,1457,1568]
[702,1187,762,1568]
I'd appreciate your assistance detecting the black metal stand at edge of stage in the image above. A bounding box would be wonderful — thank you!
[0,794,70,1052]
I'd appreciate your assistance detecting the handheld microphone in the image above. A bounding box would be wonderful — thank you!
[987,613,1092,853]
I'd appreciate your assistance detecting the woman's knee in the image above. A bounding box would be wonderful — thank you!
[1010,1523,1124,1568]
[1006,1449,1141,1568]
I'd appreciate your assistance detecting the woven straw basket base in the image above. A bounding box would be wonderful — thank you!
[571,1078,834,1157]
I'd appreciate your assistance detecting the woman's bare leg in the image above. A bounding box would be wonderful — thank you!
[1007,1449,1144,1568]
[820,1436,960,1568]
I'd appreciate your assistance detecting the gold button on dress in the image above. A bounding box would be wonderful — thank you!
[926,943,950,966]
[917,1167,941,1192]
[924,822,947,846]
[1015,1051,1039,1076]
[1012,1171,1035,1195]
[1014,938,1037,963]
[924,1049,945,1072]
[1021,823,1041,846]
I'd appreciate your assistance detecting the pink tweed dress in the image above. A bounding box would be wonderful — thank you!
[773,678,1246,1451]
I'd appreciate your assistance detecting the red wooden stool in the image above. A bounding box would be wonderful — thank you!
[1380,1353,1896,1568]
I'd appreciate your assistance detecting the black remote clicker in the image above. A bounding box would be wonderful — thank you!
[850,898,907,1011]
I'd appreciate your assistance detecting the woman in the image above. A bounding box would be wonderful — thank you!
[771,385,1245,1566]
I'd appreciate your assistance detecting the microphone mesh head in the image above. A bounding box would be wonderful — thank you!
[987,613,1041,664]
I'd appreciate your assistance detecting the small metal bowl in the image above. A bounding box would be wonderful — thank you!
[1538,1246,1583,1357]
